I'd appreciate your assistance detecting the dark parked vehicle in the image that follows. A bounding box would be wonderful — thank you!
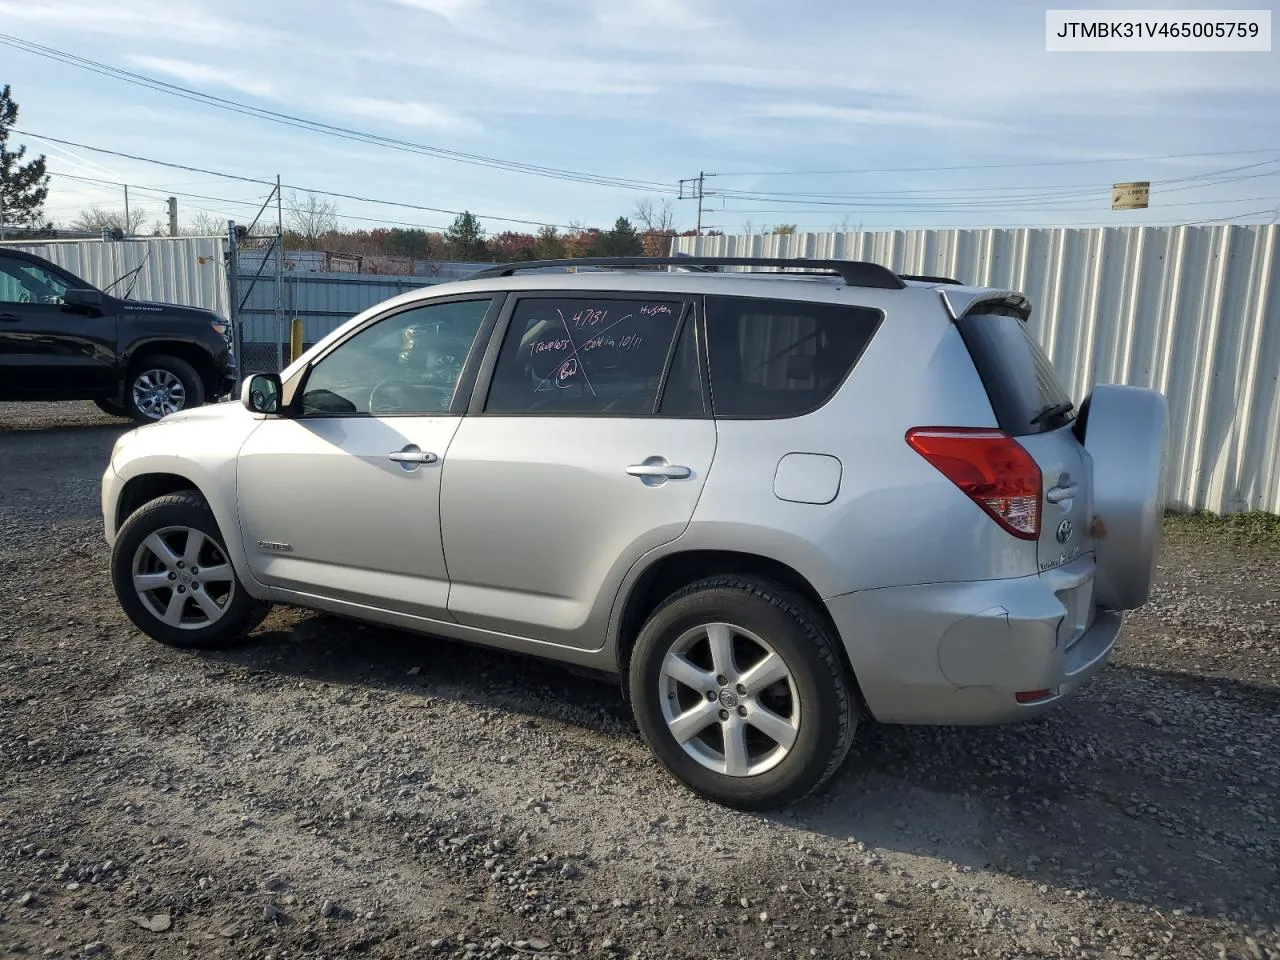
[0,248,236,422]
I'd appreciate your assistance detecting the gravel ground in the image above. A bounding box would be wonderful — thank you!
[2,401,1277,960]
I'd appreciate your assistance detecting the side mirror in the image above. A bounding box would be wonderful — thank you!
[63,288,104,313]
[241,373,283,414]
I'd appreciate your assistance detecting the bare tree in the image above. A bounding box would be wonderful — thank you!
[285,191,338,249]
[632,198,675,233]
[70,204,147,235]
[741,219,755,235]
[183,210,229,236]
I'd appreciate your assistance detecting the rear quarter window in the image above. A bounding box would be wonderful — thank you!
[957,311,1075,437]
[703,295,883,419]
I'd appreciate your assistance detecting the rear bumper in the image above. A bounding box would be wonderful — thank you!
[826,556,1122,725]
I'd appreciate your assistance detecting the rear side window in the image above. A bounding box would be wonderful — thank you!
[484,297,686,415]
[957,312,1074,436]
[703,296,883,419]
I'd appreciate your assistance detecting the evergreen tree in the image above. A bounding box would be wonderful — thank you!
[598,217,643,256]
[0,85,50,232]
[444,211,488,260]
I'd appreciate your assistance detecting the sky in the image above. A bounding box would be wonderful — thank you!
[1,0,1278,236]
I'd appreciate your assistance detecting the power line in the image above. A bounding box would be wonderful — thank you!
[709,157,1280,204]
[0,34,676,195]
[46,171,456,231]
[710,163,1280,210]
[16,129,579,230]
[714,148,1280,178]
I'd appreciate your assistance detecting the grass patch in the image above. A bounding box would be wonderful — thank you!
[1164,509,1280,550]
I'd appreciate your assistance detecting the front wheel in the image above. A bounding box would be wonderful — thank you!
[127,356,205,423]
[111,492,270,649]
[629,577,857,810]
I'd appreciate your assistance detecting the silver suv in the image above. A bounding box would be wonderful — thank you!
[102,256,1168,810]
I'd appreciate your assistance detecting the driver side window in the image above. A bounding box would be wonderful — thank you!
[298,298,491,416]
[0,256,70,305]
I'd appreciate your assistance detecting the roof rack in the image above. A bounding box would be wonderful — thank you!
[899,274,963,285]
[465,256,907,290]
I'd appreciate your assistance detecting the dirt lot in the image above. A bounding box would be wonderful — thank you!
[1,402,1277,960]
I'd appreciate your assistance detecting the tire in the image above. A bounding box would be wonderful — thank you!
[94,397,128,418]
[628,576,857,811]
[126,355,205,424]
[111,492,270,649]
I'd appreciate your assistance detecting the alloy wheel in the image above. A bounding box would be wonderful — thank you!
[132,369,187,419]
[131,525,236,630]
[658,622,801,777]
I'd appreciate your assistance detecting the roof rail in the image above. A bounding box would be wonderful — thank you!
[465,256,907,290]
[900,273,963,285]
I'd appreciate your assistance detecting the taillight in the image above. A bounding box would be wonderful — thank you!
[905,427,1042,540]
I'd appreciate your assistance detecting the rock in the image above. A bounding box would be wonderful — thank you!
[265,875,287,891]
[131,913,172,932]
[559,863,579,879]
[17,894,34,908]
[524,939,551,951]
[321,900,337,918]
[263,904,284,923]
[81,945,104,957]
[407,666,422,675]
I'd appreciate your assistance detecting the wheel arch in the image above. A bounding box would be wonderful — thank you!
[611,548,867,712]
[111,458,262,597]
[125,340,221,396]
[115,471,207,533]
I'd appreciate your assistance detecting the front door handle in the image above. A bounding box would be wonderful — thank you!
[388,445,438,471]
[0,313,21,322]
[1046,482,1078,504]
[626,463,692,480]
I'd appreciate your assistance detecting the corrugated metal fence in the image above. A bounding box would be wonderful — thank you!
[673,226,1280,515]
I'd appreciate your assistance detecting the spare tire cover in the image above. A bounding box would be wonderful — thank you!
[1082,384,1169,610]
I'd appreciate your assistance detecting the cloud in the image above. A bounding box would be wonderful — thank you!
[0,0,240,44]
[382,0,480,22]
[744,102,1001,131]
[127,56,271,97]
[327,96,481,135]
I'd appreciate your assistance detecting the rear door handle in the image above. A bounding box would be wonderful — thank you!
[1046,483,1078,503]
[626,463,692,480]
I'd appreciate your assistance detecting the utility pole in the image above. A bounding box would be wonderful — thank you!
[0,190,6,241]
[275,174,285,370]
[123,184,130,236]
[678,171,717,237]
[168,197,178,236]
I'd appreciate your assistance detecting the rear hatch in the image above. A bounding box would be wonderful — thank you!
[954,307,1097,633]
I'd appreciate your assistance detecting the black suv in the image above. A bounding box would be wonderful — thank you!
[0,247,236,422]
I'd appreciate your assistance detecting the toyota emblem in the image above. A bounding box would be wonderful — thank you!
[1055,519,1073,543]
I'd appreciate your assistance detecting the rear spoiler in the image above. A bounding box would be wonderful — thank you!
[939,288,1032,323]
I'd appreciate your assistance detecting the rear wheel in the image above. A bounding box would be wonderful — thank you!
[127,356,205,423]
[111,492,270,649]
[629,576,856,810]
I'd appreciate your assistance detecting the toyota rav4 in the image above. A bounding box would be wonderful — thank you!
[101,256,1168,810]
